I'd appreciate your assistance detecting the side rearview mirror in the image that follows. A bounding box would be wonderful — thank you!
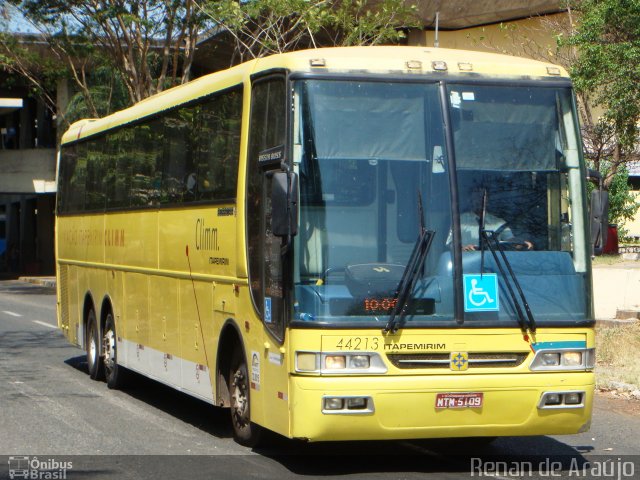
[586,169,601,184]
[271,171,299,237]
[590,190,609,255]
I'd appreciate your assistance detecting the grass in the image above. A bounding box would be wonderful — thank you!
[596,322,640,391]
[591,254,627,266]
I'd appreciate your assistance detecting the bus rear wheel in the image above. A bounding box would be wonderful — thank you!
[103,313,126,389]
[86,309,104,380]
[229,349,262,447]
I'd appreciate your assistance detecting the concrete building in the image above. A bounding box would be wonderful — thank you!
[0,73,59,276]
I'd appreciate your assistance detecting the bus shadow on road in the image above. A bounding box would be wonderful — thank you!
[256,437,594,476]
[64,355,234,439]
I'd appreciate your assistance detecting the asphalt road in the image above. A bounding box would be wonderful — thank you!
[1,280,639,480]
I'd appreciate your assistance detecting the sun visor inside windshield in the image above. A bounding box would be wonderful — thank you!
[451,90,560,171]
[306,84,428,162]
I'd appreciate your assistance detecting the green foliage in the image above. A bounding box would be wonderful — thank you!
[0,29,66,112]
[570,0,640,150]
[205,0,420,61]
[3,0,211,112]
[588,162,640,240]
[64,66,129,124]
[607,165,640,240]
[568,0,640,239]
[330,0,417,46]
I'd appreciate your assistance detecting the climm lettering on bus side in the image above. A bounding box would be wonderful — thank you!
[104,229,125,247]
[195,218,219,251]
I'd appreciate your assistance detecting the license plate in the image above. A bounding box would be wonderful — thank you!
[435,392,484,409]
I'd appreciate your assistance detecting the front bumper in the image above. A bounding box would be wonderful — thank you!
[289,372,594,441]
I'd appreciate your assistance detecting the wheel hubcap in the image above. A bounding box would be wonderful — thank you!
[231,369,249,428]
[103,329,116,374]
[89,332,97,365]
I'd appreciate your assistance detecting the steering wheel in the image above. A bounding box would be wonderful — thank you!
[493,221,510,238]
[319,267,345,284]
[497,240,532,251]
[492,222,533,251]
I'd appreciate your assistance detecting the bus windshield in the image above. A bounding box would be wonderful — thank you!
[292,79,591,328]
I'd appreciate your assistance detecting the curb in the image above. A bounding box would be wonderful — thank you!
[596,318,639,328]
[616,308,640,320]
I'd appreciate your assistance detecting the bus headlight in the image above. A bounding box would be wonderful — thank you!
[349,355,371,369]
[563,351,582,367]
[325,355,346,369]
[541,353,561,366]
[530,348,595,371]
[322,396,375,414]
[538,391,585,409]
[295,351,387,374]
[324,397,344,410]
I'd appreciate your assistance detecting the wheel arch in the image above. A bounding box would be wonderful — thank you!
[82,292,96,348]
[216,318,245,408]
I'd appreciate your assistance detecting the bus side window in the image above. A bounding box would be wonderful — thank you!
[67,143,88,212]
[196,89,242,201]
[161,108,191,205]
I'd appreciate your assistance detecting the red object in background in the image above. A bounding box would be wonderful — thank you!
[603,224,619,254]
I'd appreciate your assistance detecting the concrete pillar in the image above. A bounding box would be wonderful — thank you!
[36,99,51,148]
[9,200,20,273]
[19,197,38,274]
[19,98,32,149]
[36,194,55,275]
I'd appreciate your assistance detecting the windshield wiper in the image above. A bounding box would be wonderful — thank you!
[480,230,536,334]
[384,192,435,334]
[478,190,536,335]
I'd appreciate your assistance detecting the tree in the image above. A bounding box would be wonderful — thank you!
[567,0,640,239]
[568,0,640,187]
[201,0,420,65]
[0,5,62,118]
[465,5,640,238]
[607,165,640,239]
[1,0,212,125]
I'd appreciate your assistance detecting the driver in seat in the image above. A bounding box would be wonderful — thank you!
[458,188,534,252]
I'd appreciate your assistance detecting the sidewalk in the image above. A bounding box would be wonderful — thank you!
[592,259,640,320]
[18,276,57,289]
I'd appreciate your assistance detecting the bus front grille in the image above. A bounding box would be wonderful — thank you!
[387,352,529,369]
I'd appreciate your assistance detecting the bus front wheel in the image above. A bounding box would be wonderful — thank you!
[229,349,262,447]
[86,309,104,380]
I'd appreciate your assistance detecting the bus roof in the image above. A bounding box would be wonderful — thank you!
[61,46,570,145]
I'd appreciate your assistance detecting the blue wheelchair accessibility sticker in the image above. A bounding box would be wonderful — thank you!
[264,297,272,323]
[463,274,499,312]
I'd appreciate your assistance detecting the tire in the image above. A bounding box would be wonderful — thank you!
[86,309,104,380]
[229,348,262,447]
[103,313,127,389]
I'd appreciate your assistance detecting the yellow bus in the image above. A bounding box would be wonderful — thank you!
[56,46,595,446]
